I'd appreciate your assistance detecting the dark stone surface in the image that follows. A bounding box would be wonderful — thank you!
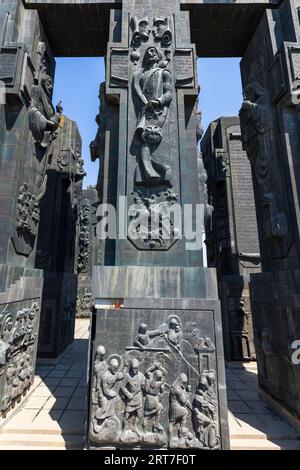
[0,271,43,417]
[250,270,300,420]
[239,0,300,422]
[86,0,229,450]
[0,0,59,414]
[76,186,100,318]
[36,115,84,358]
[201,117,261,361]
[90,266,229,450]
[23,0,279,57]
[5,0,300,440]
[100,0,205,267]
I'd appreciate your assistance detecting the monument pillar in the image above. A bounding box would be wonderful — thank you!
[202,117,261,362]
[240,0,300,425]
[0,0,62,415]
[88,0,229,449]
[35,116,84,358]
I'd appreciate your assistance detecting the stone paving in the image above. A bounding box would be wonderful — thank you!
[0,319,299,450]
[226,362,300,450]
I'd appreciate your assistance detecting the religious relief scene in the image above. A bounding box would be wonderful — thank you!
[0,0,300,454]
[89,314,219,449]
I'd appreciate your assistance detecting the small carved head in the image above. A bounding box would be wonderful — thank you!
[154,369,163,382]
[198,373,209,392]
[179,373,188,390]
[138,19,150,41]
[138,323,148,334]
[96,345,106,360]
[143,46,162,67]
[41,74,54,97]
[109,358,119,375]
[130,358,140,376]
[206,369,215,386]
[169,318,180,330]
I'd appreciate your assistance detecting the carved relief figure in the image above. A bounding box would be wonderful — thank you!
[91,345,107,404]
[167,317,183,351]
[0,315,13,344]
[14,44,63,254]
[95,358,123,421]
[29,61,62,149]
[133,322,163,348]
[168,373,193,447]
[129,190,179,249]
[133,46,173,186]
[89,316,218,448]
[16,183,41,239]
[131,17,150,46]
[153,18,172,46]
[192,370,219,449]
[239,81,289,253]
[0,302,39,413]
[120,359,145,441]
[78,200,90,273]
[144,363,167,438]
[92,356,124,443]
[76,291,93,318]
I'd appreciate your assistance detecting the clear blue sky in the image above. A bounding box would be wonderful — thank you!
[53,58,243,189]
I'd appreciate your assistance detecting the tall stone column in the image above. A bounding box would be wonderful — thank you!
[35,116,84,358]
[239,0,300,425]
[0,0,61,414]
[202,116,261,362]
[88,0,229,449]
[76,185,100,319]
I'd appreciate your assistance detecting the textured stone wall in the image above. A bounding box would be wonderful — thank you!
[202,116,261,361]
[239,0,300,421]
[0,0,60,413]
[36,116,84,358]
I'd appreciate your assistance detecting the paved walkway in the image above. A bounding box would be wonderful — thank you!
[226,362,300,449]
[0,319,299,450]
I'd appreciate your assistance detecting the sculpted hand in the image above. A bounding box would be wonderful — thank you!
[146,100,160,110]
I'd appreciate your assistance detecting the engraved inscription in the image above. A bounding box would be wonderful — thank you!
[110,49,129,86]
[174,49,194,86]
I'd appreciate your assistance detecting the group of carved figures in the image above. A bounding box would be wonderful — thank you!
[15,42,63,252]
[76,291,93,318]
[90,316,218,449]
[0,303,39,412]
[16,183,40,239]
[91,346,219,449]
[78,200,90,273]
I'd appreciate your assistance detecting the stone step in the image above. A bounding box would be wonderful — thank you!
[0,446,66,450]
[1,424,83,436]
[230,439,300,450]
[0,433,84,449]
[230,431,300,445]
[230,432,300,440]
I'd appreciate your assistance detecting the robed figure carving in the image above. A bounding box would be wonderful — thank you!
[133,46,173,186]
[29,73,62,149]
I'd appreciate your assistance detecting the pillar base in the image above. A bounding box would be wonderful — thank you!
[87,266,229,450]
